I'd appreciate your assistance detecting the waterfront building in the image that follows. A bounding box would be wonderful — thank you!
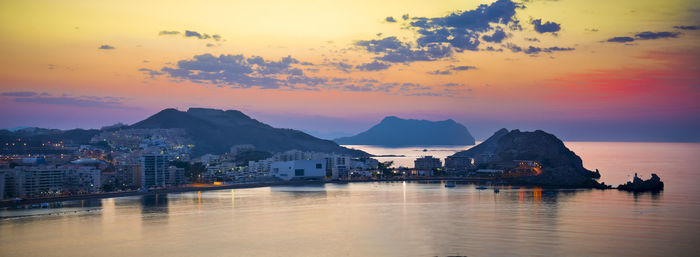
[64,167,101,194]
[270,160,326,181]
[141,154,168,189]
[3,168,64,198]
[414,156,442,170]
[445,156,474,170]
[168,166,186,186]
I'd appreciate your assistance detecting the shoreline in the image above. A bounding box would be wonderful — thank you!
[0,177,495,208]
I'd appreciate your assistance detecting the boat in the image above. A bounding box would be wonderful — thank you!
[476,186,488,190]
[493,188,500,193]
[445,183,456,188]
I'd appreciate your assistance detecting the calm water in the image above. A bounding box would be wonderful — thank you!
[1,142,699,256]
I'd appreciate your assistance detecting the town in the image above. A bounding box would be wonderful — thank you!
[0,128,543,201]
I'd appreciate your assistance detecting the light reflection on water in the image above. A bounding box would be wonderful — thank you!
[1,142,699,257]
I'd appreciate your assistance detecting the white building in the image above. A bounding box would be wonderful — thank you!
[3,168,64,198]
[270,160,326,181]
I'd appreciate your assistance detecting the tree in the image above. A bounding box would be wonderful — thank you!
[378,161,394,178]
[186,162,206,183]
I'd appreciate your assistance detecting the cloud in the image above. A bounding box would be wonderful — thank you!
[607,36,635,43]
[523,46,542,54]
[428,70,452,75]
[482,29,507,43]
[327,62,353,73]
[355,36,453,63]
[531,19,561,33]
[343,84,375,92]
[1,91,38,97]
[149,53,326,89]
[508,44,574,54]
[429,65,478,75]
[543,46,574,52]
[159,30,180,35]
[185,30,209,39]
[2,91,132,109]
[161,30,222,41]
[385,16,397,23]
[98,45,115,50]
[408,0,523,51]
[149,53,473,97]
[674,25,698,30]
[634,31,680,40]
[356,61,391,71]
[451,65,477,70]
[606,31,681,43]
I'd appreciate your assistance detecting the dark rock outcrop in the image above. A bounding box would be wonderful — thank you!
[450,129,608,188]
[617,173,664,192]
[334,116,475,146]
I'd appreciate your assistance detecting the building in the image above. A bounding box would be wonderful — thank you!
[168,166,186,186]
[270,160,326,181]
[3,168,64,198]
[64,167,101,194]
[325,155,350,179]
[141,154,168,189]
[0,171,5,199]
[414,156,442,170]
[445,156,473,170]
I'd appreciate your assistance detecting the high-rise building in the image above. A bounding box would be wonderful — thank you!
[141,154,168,189]
[414,156,442,171]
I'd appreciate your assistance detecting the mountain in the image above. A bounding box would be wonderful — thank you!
[130,108,368,157]
[451,129,607,188]
[333,116,475,146]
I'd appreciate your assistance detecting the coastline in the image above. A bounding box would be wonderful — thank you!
[0,177,495,208]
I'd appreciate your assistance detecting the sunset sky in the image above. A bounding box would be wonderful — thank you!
[0,0,698,141]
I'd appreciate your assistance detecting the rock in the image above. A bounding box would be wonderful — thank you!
[617,173,664,192]
[450,128,607,188]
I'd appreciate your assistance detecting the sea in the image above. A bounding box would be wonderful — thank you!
[1,142,699,256]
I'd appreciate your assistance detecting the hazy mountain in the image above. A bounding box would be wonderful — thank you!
[334,116,475,146]
[130,108,368,157]
[451,129,605,188]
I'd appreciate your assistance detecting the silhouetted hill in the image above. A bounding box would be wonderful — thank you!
[451,129,606,188]
[334,116,475,146]
[130,108,368,157]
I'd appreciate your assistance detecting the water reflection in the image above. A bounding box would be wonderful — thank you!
[140,194,169,223]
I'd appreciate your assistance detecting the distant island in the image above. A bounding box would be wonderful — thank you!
[334,116,475,146]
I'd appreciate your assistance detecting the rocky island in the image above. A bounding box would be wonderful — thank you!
[617,173,664,192]
[449,128,610,188]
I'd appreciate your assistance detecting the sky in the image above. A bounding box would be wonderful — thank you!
[0,0,698,141]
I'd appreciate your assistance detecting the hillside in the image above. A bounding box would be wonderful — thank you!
[130,108,368,157]
[334,116,475,146]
